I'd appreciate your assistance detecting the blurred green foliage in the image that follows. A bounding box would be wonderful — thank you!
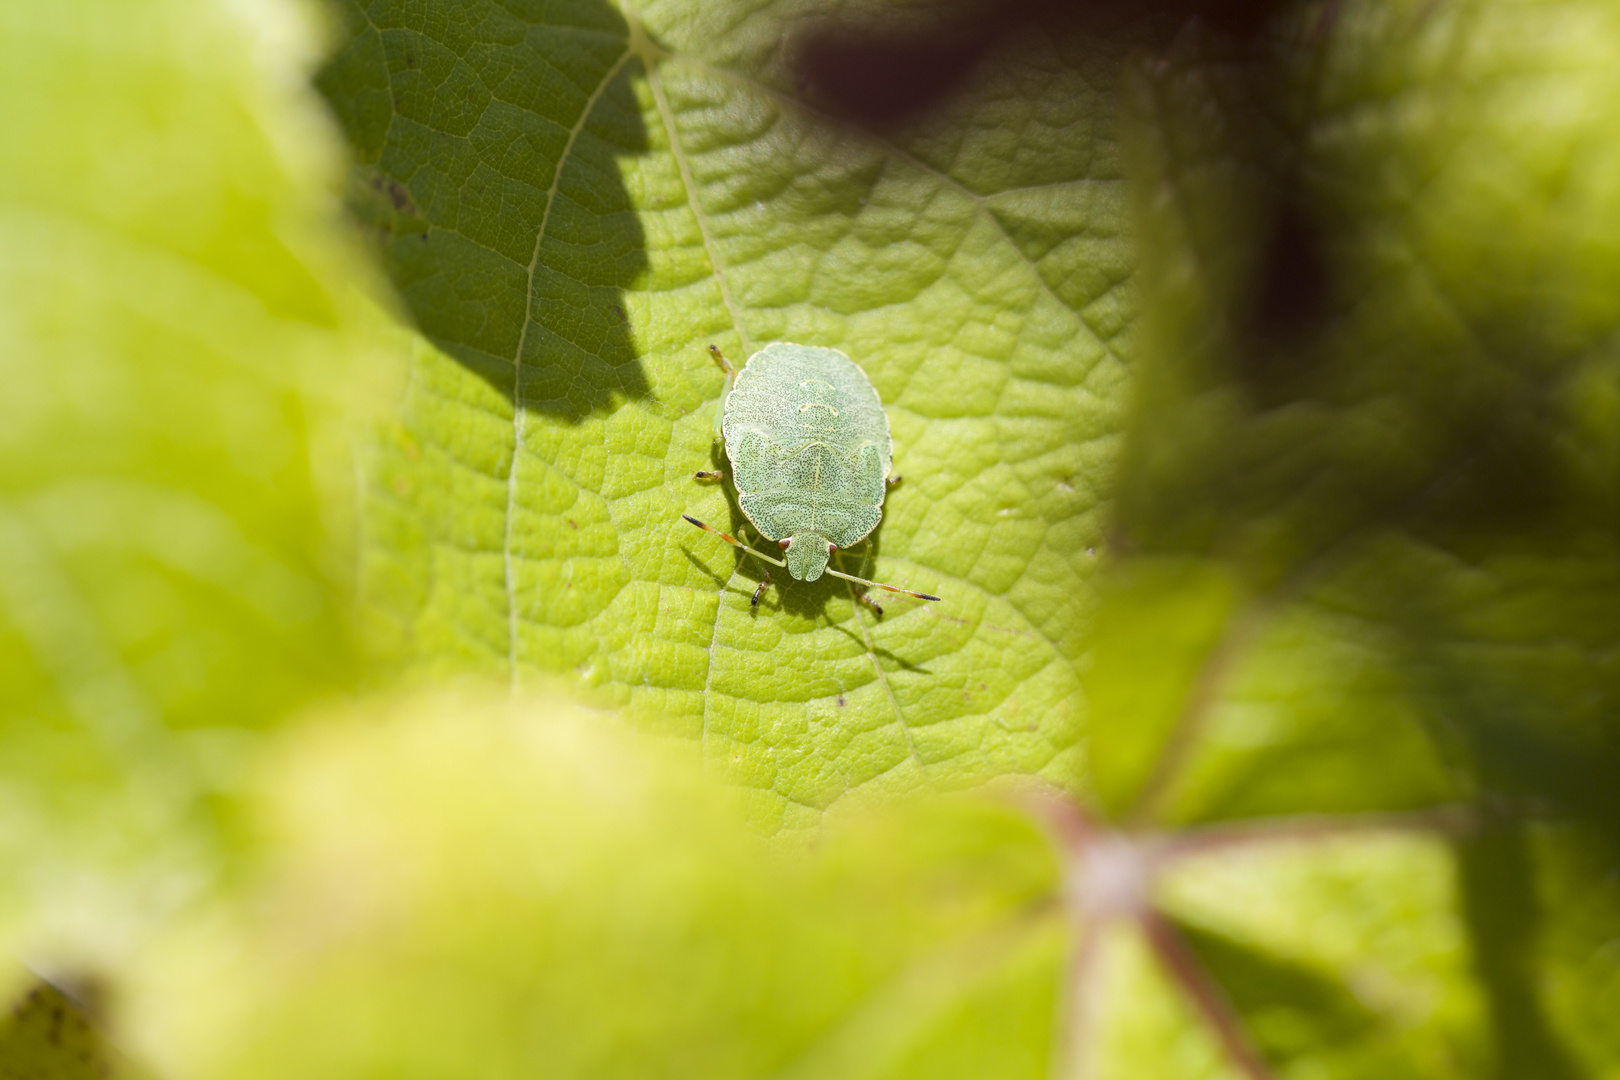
[340,0,1138,827]
[128,692,1063,1080]
[0,0,379,982]
[1,0,1618,1078]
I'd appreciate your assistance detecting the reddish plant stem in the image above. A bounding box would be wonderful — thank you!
[1055,920,1104,1080]
[1139,910,1275,1080]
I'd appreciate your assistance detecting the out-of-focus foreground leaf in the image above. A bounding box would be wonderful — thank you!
[332,0,1142,827]
[121,687,1619,1080]
[127,688,1065,1080]
[1069,0,1620,1076]
[0,0,380,976]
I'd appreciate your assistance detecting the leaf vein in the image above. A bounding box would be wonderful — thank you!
[670,54,1125,361]
[839,554,931,791]
[504,45,636,691]
[636,11,770,757]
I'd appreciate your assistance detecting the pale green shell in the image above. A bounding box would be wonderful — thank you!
[721,342,892,582]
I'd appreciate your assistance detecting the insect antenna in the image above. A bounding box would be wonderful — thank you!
[706,345,738,442]
[706,344,738,379]
[821,563,941,602]
[682,515,787,568]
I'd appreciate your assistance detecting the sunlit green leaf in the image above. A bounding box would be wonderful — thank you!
[0,0,380,962]
[128,688,1065,1080]
[328,0,1146,827]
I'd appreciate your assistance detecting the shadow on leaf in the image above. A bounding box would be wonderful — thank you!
[317,0,652,423]
[1455,829,1588,1080]
[1174,920,1385,1069]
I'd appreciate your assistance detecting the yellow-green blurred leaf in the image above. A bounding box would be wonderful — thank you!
[0,0,385,962]
[129,687,1065,1080]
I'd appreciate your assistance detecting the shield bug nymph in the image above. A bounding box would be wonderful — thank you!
[680,341,939,612]
[682,342,941,611]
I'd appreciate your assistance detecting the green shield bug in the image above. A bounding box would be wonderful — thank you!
[682,341,941,611]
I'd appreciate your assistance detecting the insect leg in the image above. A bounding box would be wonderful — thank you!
[733,525,780,608]
[682,515,788,569]
[750,569,774,608]
[834,546,885,615]
[707,344,738,441]
[821,559,941,603]
[707,343,738,377]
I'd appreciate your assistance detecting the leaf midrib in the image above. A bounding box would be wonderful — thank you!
[504,44,639,689]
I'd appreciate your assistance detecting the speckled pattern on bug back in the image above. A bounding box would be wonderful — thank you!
[721,342,893,582]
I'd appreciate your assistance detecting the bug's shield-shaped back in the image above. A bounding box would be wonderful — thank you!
[723,343,893,580]
[735,439,885,577]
